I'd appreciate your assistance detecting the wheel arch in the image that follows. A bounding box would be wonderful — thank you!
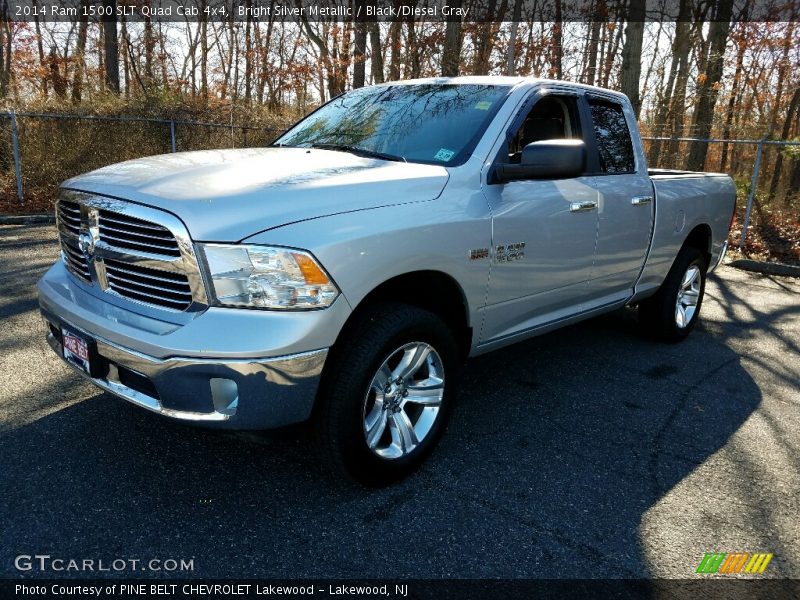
[681,223,713,267]
[335,270,473,362]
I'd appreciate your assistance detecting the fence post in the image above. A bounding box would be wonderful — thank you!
[9,111,24,204]
[170,120,176,153]
[738,137,765,251]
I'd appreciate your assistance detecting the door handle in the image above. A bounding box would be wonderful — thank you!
[570,200,598,213]
[631,195,653,206]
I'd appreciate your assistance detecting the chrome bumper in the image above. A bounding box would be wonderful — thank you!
[41,308,328,430]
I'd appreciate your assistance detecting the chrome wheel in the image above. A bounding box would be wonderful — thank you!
[675,265,701,328]
[362,342,445,460]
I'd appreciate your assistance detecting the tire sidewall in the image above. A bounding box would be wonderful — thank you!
[327,306,459,484]
[666,249,707,340]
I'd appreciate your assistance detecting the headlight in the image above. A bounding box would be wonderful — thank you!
[199,244,339,310]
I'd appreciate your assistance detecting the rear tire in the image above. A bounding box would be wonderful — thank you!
[313,302,460,486]
[639,246,707,343]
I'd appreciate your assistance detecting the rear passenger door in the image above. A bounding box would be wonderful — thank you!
[584,96,654,303]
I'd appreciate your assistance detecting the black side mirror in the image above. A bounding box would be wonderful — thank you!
[494,139,585,183]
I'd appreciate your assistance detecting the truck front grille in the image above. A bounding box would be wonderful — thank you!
[98,210,181,257]
[57,201,91,283]
[61,238,92,282]
[105,259,193,311]
[55,192,208,313]
[57,200,82,237]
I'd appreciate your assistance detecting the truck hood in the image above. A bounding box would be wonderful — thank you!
[63,147,449,241]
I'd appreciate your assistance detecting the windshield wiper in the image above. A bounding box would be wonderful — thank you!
[310,143,406,163]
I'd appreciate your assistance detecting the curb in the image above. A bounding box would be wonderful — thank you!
[0,214,55,225]
[729,259,800,278]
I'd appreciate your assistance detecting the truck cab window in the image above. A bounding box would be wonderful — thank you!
[588,100,635,174]
[506,96,581,164]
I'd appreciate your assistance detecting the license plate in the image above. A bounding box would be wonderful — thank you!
[62,328,92,375]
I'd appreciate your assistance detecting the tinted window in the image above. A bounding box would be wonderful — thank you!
[275,84,510,166]
[588,100,635,174]
[505,96,581,162]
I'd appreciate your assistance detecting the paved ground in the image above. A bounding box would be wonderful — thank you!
[1,224,798,579]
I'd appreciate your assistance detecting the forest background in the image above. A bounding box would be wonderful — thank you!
[1,0,798,262]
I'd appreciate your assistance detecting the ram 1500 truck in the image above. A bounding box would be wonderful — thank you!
[38,77,736,483]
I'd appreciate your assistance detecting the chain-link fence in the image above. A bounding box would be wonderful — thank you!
[642,136,800,257]
[0,110,286,212]
[2,111,799,260]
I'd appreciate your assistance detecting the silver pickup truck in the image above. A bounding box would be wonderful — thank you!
[38,77,736,483]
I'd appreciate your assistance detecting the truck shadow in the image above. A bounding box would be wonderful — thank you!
[1,274,782,579]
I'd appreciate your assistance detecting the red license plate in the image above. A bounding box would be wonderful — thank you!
[62,328,91,374]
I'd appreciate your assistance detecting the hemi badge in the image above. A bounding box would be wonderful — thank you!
[469,248,490,260]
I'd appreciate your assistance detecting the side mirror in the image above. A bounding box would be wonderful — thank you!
[494,139,585,183]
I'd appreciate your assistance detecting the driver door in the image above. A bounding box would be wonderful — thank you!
[479,90,599,347]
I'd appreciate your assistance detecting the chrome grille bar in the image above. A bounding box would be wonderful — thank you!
[55,190,208,312]
[98,209,181,257]
[61,239,91,282]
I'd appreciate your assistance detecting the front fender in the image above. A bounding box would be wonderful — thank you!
[242,198,492,336]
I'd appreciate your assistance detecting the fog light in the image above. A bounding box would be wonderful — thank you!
[210,378,239,416]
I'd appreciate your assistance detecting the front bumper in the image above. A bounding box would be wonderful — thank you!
[38,261,347,429]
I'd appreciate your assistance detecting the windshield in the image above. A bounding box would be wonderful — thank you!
[274,84,511,166]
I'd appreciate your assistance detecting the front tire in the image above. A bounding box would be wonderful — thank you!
[313,303,460,485]
[639,245,707,342]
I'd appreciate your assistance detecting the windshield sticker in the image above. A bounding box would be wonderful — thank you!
[475,101,492,110]
[434,148,455,162]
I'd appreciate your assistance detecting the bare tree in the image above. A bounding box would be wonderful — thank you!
[686,0,733,171]
[368,22,384,83]
[0,0,10,98]
[442,4,462,76]
[71,2,89,102]
[103,0,120,93]
[506,0,522,75]
[353,2,367,88]
[620,0,645,116]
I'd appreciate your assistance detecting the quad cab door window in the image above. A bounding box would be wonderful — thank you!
[586,97,654,300]
[480,93,600,345]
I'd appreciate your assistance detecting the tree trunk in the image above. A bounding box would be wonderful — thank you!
[244,0,253,103]
[665,17,694,163]
[648,0,690,166]
[72,4,89,103]
[619,0,644,117]
[121,17,130,98]
[103,0,120,93]
[353,3,367,88]
[200,3,208,102]
[686,1,733,171]
[506,0,522,75]
[388,17,401,80]
[32,0,47,97]
[442,4,463,77]
[258,5,275,103]
[0,1,10,98]
[48,47,66,99]
[769,86,800,200]
[472,0,500,75]
[407,15,422,78]
[720,20,748,172]
[583,17,602,86]
[368,21,384,84]
[551,0,562,78]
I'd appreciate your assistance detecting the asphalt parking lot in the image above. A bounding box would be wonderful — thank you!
[1,223,799,580]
